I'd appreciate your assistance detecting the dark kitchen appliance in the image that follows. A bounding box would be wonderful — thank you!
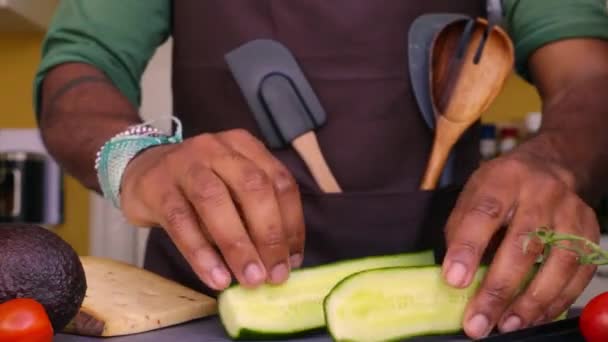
[0,151,47,223]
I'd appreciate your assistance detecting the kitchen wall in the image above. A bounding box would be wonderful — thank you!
[0,32,90,255]
[484,73,541,123]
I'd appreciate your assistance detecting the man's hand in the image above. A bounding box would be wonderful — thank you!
[119,129,305,291]
[442,135,600,338]
[442,36,608,339]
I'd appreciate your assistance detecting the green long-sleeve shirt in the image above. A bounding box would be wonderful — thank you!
[33,0,608,113]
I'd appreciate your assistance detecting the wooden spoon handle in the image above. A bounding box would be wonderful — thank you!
[292,131,342,193]
[420,116,469,190]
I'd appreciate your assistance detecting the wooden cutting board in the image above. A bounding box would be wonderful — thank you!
[62,256,218,337]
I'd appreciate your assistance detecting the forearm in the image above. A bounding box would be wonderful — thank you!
[38,62,143,192]
[532,74,608,204]
[514,37,608,206]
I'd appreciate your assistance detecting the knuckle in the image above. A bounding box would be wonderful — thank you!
[536,174,563,190]
[223,236,251,254]
[518,207,544,227]
[523,291,551,311]
[218,150,245,164]
[554,210,578,231]
[223,128,255,142]
[453,239,481,258]
[469,195,504,220]
[164,205,192,232]
[189,246,210,264]
[240,168,271,193]
[548,298,571,316]
[553,167,576,189]
[497,157,526,174]
[220,129,268,152]
[515,230,544,256]
[258,227,286,249]
[552,249,580,269]
[552,284,584,312]
[192,176,228,208]
[481,281,512,305]
[272,168,298,194]
[185,161,206,181]
[527,176,566,200]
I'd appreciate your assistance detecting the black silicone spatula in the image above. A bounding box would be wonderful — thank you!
[408,13,470,131]
[408,13,469,188]
[225,39,341,193]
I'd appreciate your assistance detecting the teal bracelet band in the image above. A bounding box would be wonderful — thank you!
[96,117,183,208]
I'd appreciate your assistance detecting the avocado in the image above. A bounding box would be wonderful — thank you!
[0,224,87,332]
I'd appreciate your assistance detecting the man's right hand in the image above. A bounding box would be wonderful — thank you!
[119,129,306,291]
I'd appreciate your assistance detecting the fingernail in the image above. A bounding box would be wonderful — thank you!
[501,315,522,333]
[290,253,303,268]
[244,263,265,284]
[468,314,490,338]
[446,262,467,287]
[211,267,231,289]
[270,263,289,283]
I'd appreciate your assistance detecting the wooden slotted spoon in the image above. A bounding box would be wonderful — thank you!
[420,18,515,190]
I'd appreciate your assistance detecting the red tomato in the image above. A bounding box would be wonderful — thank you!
[580,291,608,342]
[0,298,53,342]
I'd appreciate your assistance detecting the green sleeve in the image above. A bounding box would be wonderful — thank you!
[33,0,171,114]
[503,0,608,81]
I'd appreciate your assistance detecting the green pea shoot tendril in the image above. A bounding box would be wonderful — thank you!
[524,227,608,265]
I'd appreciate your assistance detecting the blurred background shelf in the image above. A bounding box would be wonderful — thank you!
[0,0,58,32]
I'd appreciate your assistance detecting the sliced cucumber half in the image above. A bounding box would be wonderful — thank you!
[324,266,487,342]
[218,250,435,339]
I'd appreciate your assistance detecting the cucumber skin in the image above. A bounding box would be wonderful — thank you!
[225,327,326,341]
[218,250,435,340]
[323,265,488,342]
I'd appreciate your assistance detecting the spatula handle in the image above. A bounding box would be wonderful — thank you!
[292,132,342,193]
[420,116,468,190]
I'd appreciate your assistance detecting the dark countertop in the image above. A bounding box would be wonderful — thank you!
[54,315,472,342]
[55,309,585,342]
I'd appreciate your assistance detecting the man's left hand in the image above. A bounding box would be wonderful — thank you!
[442,134,600,339]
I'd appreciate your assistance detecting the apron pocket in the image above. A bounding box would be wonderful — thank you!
[299,186,463,266]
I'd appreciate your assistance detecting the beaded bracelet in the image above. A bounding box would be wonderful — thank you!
[95,117,183,208]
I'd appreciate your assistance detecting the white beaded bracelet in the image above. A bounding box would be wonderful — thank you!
[95,117,183,208]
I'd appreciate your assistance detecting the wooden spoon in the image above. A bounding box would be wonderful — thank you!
[420,18,514,190]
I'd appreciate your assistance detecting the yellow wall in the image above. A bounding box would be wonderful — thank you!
[483,72,542,124]
[0,32,89,255]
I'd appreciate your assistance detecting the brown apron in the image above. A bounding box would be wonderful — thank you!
[144,0,485,296]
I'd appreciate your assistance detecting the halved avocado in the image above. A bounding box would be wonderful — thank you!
[0,224,87,331]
